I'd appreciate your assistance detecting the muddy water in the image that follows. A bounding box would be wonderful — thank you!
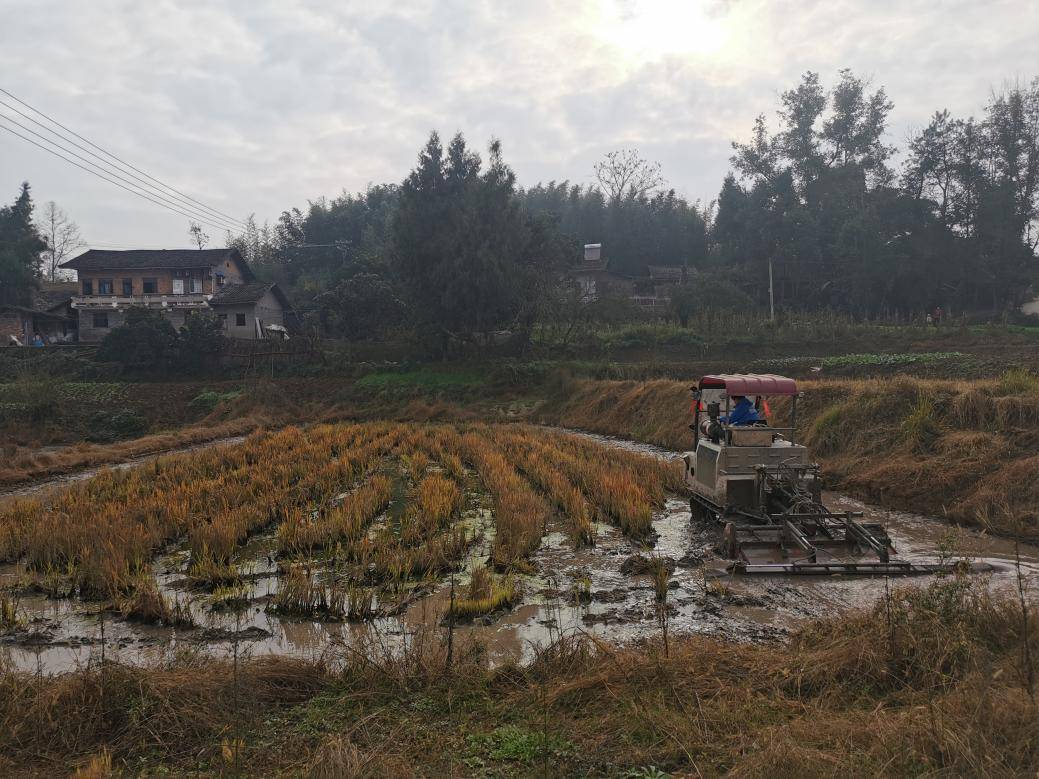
[3,430,1038,674]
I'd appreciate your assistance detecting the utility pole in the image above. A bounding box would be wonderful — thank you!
[768,257,775,322]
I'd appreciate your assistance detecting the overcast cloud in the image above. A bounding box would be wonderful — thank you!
[0,0,1036,249]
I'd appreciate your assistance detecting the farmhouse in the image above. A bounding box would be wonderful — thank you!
[568,243,685,310]
[633,264,686,310]
[568,243,634,303]
[0,281,78,345]
[60,248,294,342]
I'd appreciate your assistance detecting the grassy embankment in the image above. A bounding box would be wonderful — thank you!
[538,370,1039,540]
[1,577,1035,776]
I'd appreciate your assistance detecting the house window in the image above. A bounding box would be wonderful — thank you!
[190,277,202,293]
[216,273,225,287]
[122,279,133,296]
[235,313,246,327]
[92,313,109,329]
[98,279,114,295]
[172,279,185,295]
[143,278,158,294]
[82,280,93,295]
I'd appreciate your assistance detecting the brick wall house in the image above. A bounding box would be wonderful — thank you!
[60,248,294,342]
[208,282,293,338]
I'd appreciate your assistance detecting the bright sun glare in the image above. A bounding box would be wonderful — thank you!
[600,0,730,59]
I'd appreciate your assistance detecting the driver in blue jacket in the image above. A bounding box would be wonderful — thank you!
[722,395,761,426]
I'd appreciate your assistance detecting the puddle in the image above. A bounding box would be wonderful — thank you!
[3,430,1037,674]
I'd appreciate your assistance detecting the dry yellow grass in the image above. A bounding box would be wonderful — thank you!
[0,578,1034,776]
[118,579,194,627]
[0,416,262,489]
[458,428,550,568]
[449,565,519,620]
[540,375,1039,539]
[0,421,680,603]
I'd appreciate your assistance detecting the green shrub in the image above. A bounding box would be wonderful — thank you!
[0,348,107,381]
[85,409,148,442]
[97,308,179,373]
[354,367,486,395]
[594,324,706,352]
[0,376,59,422]
[488,360,550,388]
[177,312,227,375]
[466,725,571,765]
[189,389,242,415]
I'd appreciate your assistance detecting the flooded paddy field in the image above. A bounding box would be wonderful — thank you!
[2,423,1037,674]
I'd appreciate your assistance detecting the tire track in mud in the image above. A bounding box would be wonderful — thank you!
[548,426,1039,629]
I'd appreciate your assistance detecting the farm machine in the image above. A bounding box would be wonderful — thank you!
[683,374,958,576]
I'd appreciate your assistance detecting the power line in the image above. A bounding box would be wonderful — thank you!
[85,243,169,249]
[0,95,247,230]
[0,117,236,233]
[0,109,243,233]
[0,86,247,230]
[0,113,242,233]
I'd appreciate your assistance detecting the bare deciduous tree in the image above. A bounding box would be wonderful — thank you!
[37,201,83,281]
[188,221,210,250]
[593,149,665,201]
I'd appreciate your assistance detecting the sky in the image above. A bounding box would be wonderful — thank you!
[1,0,1037,251]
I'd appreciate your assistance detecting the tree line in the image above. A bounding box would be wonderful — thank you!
[4,70,1036,343]
[716,71,1039,316]
[0,181,83,305]
[231,71,1037,341]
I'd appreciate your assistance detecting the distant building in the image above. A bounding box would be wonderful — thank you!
[60,248,295,342]
[569,244,613,302]
[0,281,78,345]
[635,264,687,310]
[567,243,685,310]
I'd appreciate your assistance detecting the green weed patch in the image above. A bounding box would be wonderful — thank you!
[355,367,488,394]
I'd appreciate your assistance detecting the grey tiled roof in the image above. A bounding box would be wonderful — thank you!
[61,248,249,274]
[208,281,273,305]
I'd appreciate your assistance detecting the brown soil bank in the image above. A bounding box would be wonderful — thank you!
[539,372,1039,540]
[1,579,1036,776]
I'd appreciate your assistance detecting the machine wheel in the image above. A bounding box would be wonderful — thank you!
[689,497,715,525]
[689,497,703,523]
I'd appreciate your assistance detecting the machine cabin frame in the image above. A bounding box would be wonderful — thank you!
[687,374,811,514]
[691,373,800,447]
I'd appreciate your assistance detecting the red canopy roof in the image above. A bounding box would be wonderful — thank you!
[698,374,798,396]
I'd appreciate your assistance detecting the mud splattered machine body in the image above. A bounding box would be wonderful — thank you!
[683,374,950,575]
